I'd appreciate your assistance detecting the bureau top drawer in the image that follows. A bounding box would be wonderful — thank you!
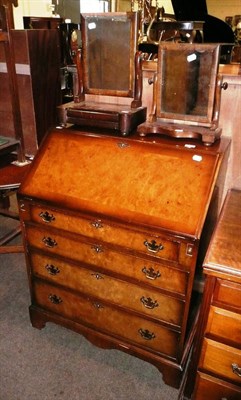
[20,203,197,268]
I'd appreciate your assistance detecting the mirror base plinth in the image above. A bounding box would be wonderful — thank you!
[58,101,147,137]
[137,121,222,146]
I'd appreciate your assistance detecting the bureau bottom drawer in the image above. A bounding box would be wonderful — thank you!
[193,371,241,400]
[33,280,180,360]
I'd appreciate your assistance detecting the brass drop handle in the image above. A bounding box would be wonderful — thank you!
[140,296,159,309]
[232,363,241,378]
[42,237,57,248]
[138,328,155,340]
[39,211,55,223]
[48,294,63,305]
[142,266,161,280]
[144,240,164,253]
[45,264,60,276]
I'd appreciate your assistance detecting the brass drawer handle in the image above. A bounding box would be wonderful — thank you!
[48,294,63,305]
[42,237,57,248]
[140,296,159,309]
[138,328,155,341]
[91,244,103,253]
[232,363,241,378]
[45,264,60,276]
[90,220,103,229]
[142,266,161,280]
[39,211,55,223]
[144,240,164,254]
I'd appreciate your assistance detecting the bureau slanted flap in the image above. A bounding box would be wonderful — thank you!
[19,128,223,238]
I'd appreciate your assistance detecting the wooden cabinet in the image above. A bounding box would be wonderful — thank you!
[183,189,241,399]
[0,29,61,155]
[17,127,230,389]
[23,16,63,30]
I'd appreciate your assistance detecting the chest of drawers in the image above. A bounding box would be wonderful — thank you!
[182,189,241,399]
[18,128,230,389]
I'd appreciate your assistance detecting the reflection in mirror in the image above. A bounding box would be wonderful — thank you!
[157,43,220,124]
[161,50,210,116]
[82,13,134,95]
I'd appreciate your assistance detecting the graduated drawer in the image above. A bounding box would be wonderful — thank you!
[206,306,241,346]
[199,338,241,386]
[30,252,184,327]
[25,225,188,295]
[25,205,180,263]
[193,372,241,400]
[213,280,241,313]
[33,280,180,360]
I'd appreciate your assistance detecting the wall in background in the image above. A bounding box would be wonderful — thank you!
[207,0,241,21]
[13,1,241,28]
[13,0,53,28]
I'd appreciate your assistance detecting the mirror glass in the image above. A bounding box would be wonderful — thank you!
[81,13,136,95]
[157,43,220,125]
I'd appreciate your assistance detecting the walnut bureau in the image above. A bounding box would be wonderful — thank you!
[17,127,230,389]
[182,189,241,399]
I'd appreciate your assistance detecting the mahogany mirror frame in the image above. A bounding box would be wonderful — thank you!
[80,12,139,99]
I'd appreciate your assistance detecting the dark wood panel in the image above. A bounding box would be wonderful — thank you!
[0,29,61,155]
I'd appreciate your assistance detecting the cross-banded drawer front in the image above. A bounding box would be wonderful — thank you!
[199,338,241,386]
[30,252,184,327]
[26,227,188,295]
[206,306,241,346]
[29,205,180,262]
[33,280,180,359]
